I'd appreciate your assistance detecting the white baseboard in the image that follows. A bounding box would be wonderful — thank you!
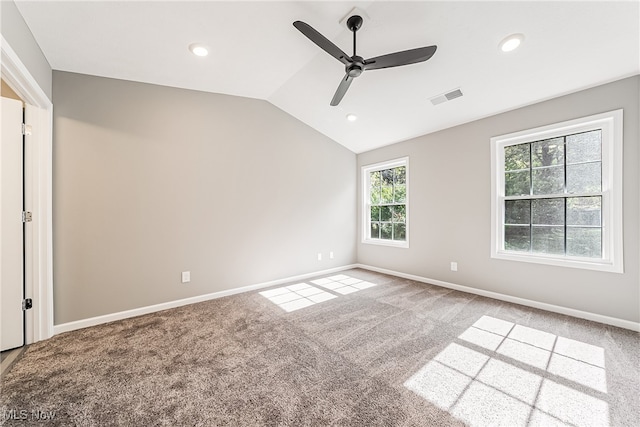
[53,264,359,335]
[356,264,640,332]
[53,263,640,335]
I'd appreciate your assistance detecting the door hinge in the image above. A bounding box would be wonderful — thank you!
[22,123,33,136]
[22,298,33,311]
[22,211,33,222]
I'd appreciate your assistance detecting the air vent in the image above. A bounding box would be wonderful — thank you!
[445,89,463,101]
[430,88,464,106]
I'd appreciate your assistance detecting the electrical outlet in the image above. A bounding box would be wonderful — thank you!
[450,262,458,272]
[181,271,191,283]
[317,253,322,261]
[329,251,334,259]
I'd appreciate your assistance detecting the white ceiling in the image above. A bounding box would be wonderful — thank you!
[15,1,640,153]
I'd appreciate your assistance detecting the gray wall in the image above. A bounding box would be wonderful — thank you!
[53,71,356,324]
[0,0,52,100]
[357,76,640,323]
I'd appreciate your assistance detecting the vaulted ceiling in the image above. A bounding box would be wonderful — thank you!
[16,1,640,153]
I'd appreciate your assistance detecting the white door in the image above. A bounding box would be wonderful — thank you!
[1,96,25,351]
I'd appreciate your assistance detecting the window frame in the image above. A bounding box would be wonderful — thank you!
[362,157,409,248]
[490,110,623,273]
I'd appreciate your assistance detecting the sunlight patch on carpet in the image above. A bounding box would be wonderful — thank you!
[259,283,336,312]
[260,274,376,313]
[404,315,609,427]
[311,274,377,295]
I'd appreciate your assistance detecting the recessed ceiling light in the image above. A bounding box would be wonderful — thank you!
[346,113,358,122]
[499,34,524,53]
[189,43,209,57]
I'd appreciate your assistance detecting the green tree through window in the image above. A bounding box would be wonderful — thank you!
[504,130,603,258]
[363,158,408,246]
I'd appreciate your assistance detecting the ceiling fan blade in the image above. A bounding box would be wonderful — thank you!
[364,45,437,71]
[330,74,353,106]
[293,21,352,65]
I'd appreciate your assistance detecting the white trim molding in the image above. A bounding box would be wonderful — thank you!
[53,264,359,335]
[356,264,640,332]
[1,35,54,343]
[53,262,640,336]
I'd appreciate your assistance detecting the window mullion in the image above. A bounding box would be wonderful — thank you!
[505,192,602,201]
[563,136,568,255]
[564,197,568,256]
[529,142,533,196]
[529,142,533,252]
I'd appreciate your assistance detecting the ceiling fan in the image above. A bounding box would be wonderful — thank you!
[293,15,437,106]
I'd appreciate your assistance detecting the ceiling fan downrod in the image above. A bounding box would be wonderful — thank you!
[346,15,364,78]
[347,15,363,56]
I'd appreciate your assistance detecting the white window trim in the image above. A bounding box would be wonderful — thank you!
[362,157,409,248]
[490,110,623,273]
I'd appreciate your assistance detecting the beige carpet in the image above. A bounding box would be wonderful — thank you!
[1,268,638,426]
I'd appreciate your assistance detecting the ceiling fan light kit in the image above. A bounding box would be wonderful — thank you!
[293,15,437,106]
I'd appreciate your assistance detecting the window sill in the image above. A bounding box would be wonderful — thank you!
[362,239,409,248]
[492,250,623,274]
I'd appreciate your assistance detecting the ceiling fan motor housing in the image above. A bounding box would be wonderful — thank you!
[347,56,365,77]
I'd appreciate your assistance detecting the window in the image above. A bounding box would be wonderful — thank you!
[491,110,623,273]
[362,158,409,247]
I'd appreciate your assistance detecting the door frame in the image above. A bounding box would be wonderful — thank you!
[1,35,53,343]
